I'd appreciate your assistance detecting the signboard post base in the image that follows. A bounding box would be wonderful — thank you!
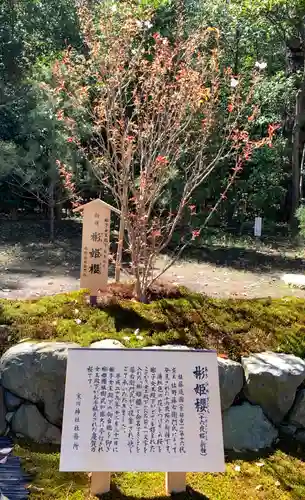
[91,472,111,496]
[165,472,186,494]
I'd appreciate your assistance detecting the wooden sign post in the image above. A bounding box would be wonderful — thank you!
[60,348,225,497]
[74,200,120,305]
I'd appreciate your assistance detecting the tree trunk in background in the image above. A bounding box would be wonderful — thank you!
[233,25,240,75]
[291,88,302,224]
[56,202,62,221]
[49,179,55,242]
[286,36,305,229]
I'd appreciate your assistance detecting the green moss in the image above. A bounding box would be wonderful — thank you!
[1,291,305,360]
[16,444,305,499]
[9,291,305,498]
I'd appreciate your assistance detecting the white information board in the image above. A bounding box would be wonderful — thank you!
[60,348,224,473]
[254,217,262,237]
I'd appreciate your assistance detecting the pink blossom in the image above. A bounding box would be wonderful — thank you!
[192,229,200,239]
[156,155,169,165]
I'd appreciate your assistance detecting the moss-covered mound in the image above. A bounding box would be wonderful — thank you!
[1,289,305,361]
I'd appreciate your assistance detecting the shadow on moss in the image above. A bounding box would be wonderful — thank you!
[102,486,209,500]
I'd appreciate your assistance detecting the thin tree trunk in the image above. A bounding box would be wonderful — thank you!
[234,25,240,75]
[49,179,55,242]
[115,184,128,282]
[291,88,303,228]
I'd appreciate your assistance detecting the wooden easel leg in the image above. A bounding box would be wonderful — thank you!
[165,472,186,495]
[91,472,111,497]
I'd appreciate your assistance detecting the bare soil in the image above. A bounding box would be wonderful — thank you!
[0,220,304,300]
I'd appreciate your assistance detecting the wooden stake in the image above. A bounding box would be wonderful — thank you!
[165,472,186,495]
[91,472,111,497]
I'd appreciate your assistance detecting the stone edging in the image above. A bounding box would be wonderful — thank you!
[0,340,305,451]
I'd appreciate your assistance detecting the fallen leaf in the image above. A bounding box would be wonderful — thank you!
[27,485,45,492]
[255,485,262,491]
[255,462,265,467]
[0,447,13,455]
[234,465,241,472]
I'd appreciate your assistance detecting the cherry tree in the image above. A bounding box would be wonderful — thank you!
[49,1,277,301]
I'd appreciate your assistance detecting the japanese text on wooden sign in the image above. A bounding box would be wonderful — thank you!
[60,349,225,473]
[74,199,120,296]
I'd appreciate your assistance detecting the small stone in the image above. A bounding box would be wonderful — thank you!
[242,351,305,424]
[11,404,61,444]
[222,402,278,451]
[90,339,124,349]
[289,389,305,428]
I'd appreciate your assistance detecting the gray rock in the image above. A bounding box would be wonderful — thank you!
[5,412,14,424]
[90,339,124,349]
[242,351,305,424]
[0,385,6,436]
[279,423,297,437]
[143,345,191,350]
[218,358,244,411]
[222,402,278,451]
[11,404,61,444]
[4,389,23,411]
[295,430,305,444]
[0,341,79,426]
[289,389,305,428]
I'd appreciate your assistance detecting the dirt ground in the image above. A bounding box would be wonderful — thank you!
[0,220,305,300]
